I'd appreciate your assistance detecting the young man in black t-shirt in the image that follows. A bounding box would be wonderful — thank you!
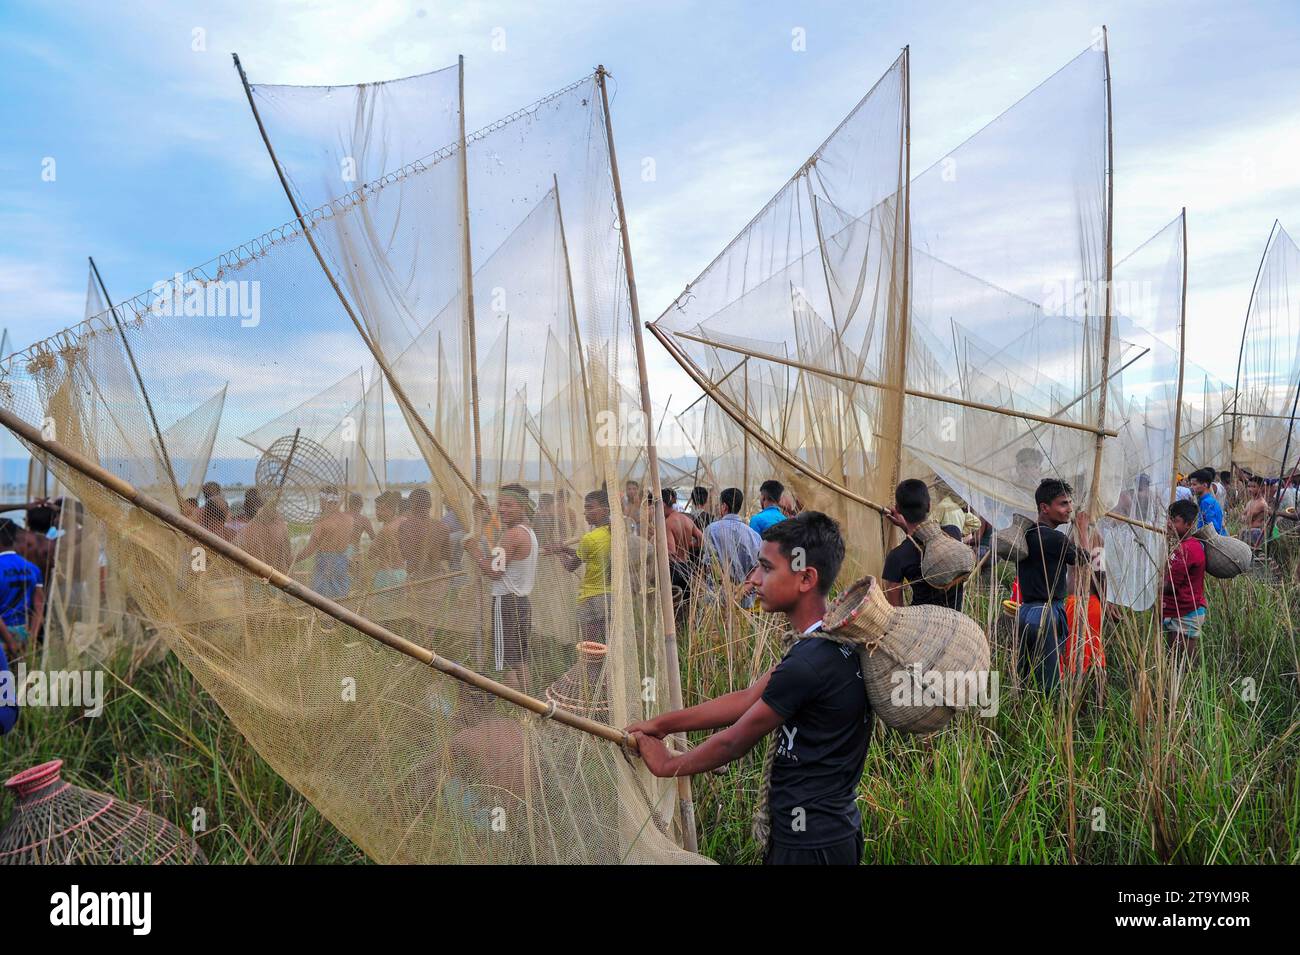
[882,478,965,609]
[626,511,869,865]
[1016,478,1094,690]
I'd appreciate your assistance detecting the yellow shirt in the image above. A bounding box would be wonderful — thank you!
[576,524,612,603]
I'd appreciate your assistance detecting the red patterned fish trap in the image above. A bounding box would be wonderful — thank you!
[544,642,610,723]
[0,760,206,865]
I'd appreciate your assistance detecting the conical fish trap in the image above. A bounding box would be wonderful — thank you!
[824,576,991,734]
[913,522,974,589]
[544,641,610,723]
[254,434,345,524]
[0,760,206,864]
[1192,525,1251,579]
[994,514,1035,562]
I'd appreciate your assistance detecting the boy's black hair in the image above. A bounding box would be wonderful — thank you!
[538,492,555,506]
[760,510,845,595]
[894,478,931,525]
[1249,474,1265,487]
[720,487,743,514]
[1035,478,1073,509]
[661,487,677,506]
[1168,499,1198,524]
[26,505,54,534]
[408,487,432,510]
[759,479,784,504]
[1190,466,1215,485]
[1219,470,1231,482]
[0,518,17,548]
[585,489,610,509]
[691,486,709,506]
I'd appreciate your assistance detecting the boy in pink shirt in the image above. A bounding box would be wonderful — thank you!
[1163,499,1206,653]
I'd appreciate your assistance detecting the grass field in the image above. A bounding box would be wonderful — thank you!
[2,558,1297,864]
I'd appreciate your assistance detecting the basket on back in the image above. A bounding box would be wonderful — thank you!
[1192,524,1251,579]
[993,514,1036,562]
[823,576,991,735]
[0,760,206,865]
[912,522,974,589]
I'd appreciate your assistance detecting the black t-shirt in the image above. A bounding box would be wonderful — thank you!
[882,524,964,609]
[1018,522,1088,604]
[761,632,871,849]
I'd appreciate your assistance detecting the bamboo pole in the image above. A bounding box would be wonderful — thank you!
[668,328,1121,439]
[652,321,890,516]
[230,54,484,515]
[596,64,699,853]
[458,55,484,494]
[553,176,599,464]
[89,256,183,507]
[1169,209,1189,505]
[0,404,639,748]
[1086,26,1116,532]
[891,44,913,552]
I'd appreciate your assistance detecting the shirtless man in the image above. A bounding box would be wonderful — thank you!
[1242,475,1269,547]
[362,490,408,626]
[346,493,374,552]
[235,492,292,574]
[296,485,355,600]
[400,488,451,585]
[662,488,704,625]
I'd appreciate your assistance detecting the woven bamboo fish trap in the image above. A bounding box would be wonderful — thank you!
[0,760,206,865]
[824,576,991,734]
[1193,524,1252,579]
[913,522,974,589]
[993,514,1036,562]
[544,642,610,723]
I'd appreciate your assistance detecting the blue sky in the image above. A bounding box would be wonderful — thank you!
[2,0,1298,413]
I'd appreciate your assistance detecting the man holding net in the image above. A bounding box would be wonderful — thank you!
[465,485,538,692]
[628,512,868,865]
[545,490,613,644]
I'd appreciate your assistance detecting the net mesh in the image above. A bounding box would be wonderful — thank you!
[0,67,705,864]
[654,41,1183,612]
[1231,223,1300,478]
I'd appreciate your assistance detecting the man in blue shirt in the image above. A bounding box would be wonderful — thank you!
[0,518,44,660]
[749,479,787,535]
[706,488,762,607]
[1188,467,1225,535]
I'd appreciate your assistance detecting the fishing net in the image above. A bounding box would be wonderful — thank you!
[0,65,704,864]
[1231,223,1300,478]
[655,39,1182,612]
[652,52,909,578]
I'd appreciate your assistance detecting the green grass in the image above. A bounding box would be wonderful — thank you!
[2,563,1297,864]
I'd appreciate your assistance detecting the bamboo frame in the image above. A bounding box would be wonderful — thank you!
[459,55,484,492]
[1229,218,1280,455]
[651,322,889,515]
[89,256,183,506]
[596,65,699,852]
[1169,209,1188,504]
[667,328,1121,439]
[0,404,637,749]
[230,54,485,513]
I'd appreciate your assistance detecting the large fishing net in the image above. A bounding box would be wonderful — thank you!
[654,39,1185,612]
[1231,223,1300,479]
[0,64,704,864]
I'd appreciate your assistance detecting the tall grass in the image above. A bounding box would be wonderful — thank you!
[2,556,1296,864]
